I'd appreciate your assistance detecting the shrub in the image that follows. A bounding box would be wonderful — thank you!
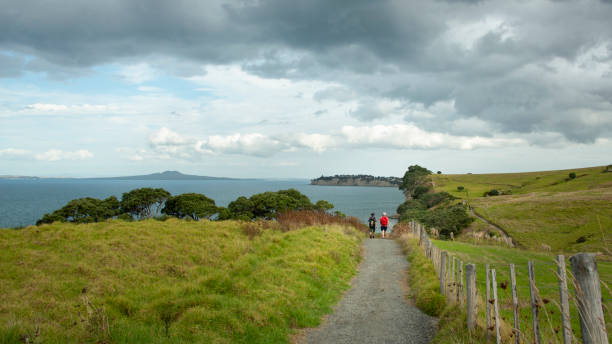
[411,185,431,199]
[437,171,442,174]
[568,172,576,179]
[457,186,464,191]
[420,192,454,208]
[576,236,587,243]
[420,204,473,238]
[486,189,500,196]
[117,213,133,221]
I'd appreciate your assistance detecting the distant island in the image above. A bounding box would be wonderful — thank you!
[92,170,234,181]
[0,175,40,180]
[311,175,401,187]
[0,171,235,181]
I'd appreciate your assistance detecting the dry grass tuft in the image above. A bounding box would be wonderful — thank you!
[276,210,367,233]
[390,222,412,238]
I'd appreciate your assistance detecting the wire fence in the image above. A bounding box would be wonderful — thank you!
[406,220,610,344]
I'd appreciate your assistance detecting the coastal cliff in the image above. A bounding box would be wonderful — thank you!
[311,175,401,187]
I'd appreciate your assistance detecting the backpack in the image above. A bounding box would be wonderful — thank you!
[368,218,376,228]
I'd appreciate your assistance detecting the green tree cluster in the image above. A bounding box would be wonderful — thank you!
[37,187,335,225]
[399,165,433,198]
[396,165,473,238]
[120,188,171,219]
[218,188,334,221]
[36,196,120,225]
[162,193,218,220]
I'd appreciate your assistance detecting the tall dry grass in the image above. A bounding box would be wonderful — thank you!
[276,210,367,233]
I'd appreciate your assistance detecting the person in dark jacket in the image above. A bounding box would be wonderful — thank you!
[368,213,376,239]
[380,212,389,238]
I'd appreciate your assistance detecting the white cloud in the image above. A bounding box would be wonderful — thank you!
[0,148,31,159]
[341,124,525,150]
[293,133,336,153]
[23,103,116,114]
[444,16,517,51]
[34,149,94,161]
[149,127,187,146]
[196,133,284,157]
[25,103,69,112]
[118,63,157,84]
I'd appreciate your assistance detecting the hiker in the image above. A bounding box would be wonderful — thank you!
[368,213,376,239]
[380,212,389,238]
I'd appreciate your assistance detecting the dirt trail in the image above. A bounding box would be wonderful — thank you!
[299,239,437,344]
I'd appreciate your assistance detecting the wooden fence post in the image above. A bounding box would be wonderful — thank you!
[459,260,464,306]
[528,261,541,344]
[556,255,572,344]
[570,253,609,344]
[452,256,456,300]
[486,264,492,341]
[492,269,501,344]
[440,251,447,296]
[444,255,451,301]
[466,264,477,331]
[510,263,520,344]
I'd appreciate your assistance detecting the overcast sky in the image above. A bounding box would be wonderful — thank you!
[1,0,611,178]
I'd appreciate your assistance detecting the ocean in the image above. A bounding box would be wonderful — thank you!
[0,179,405,229]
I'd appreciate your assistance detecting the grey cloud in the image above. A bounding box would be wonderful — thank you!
[2,0,612,143]
[0,54,25,77]
[314,86,355,102]
[349,102,389,121]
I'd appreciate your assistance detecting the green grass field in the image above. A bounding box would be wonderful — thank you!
[433,239,612,343]
[432,165,612,260]
[0,219,363,343]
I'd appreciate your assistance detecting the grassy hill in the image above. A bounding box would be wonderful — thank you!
[0,219,363,343]
[432,165,612,260]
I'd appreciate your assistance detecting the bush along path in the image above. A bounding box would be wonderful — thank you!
[300,238,437,344]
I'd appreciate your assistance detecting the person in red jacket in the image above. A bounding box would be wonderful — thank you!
[380,212,389,238]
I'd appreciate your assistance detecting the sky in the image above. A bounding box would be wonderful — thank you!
[1,0,611,178]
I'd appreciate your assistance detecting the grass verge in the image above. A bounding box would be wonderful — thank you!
[0,218,363,343]
[396,232,495,343]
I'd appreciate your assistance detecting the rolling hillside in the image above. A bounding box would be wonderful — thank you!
[432,165,612,260]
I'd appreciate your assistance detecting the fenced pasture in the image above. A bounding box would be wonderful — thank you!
[406,220,611,344]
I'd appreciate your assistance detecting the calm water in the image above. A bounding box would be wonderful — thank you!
[0,179,405,229]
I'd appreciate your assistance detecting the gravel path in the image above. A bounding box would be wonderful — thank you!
[300,238,437,344]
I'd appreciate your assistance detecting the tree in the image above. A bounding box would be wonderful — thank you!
[162,193,218,220]
[221,189,324,220]
[568,172,576,179]
[437,171,442,174]
[37,196,120,225]
[399,165,432,198]
[314,200,334,211]
[120,188,171,219]
[457,186,464,191]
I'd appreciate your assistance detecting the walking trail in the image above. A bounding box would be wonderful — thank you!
[299,238,437,344]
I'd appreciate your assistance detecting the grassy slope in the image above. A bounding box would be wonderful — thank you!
[434,239,612,343]
[433,165,612,259]
[0,219,363,343]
